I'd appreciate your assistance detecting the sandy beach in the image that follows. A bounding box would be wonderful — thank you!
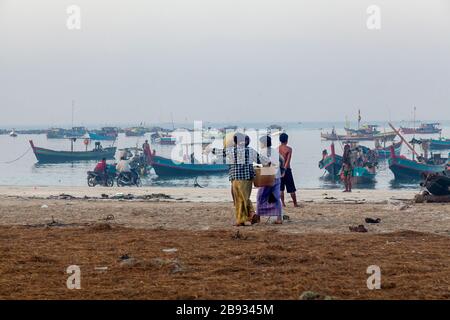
[0,186,449,299]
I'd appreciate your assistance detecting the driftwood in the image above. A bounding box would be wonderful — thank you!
[415,193,450,203]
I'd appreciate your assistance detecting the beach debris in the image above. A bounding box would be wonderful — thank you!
[47,193,76,200]
[101,194,109,199]
[40,204,48,209]
[120,257,139,268]
[387,200,410,211]
[232,230,248,240]
[365,217,381,224]
[349,225,368,233]
[94,266,108,272]
[299,291,334,300]
[283,215,290,221]
[324,196,337,200]
[162,248,178,253]
[104,214,115,221]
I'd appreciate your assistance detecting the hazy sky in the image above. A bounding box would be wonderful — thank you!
[0,0,449,126]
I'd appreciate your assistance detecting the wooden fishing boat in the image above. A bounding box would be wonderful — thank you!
[149,154,228,177]
[401,123,442,135]
[421,172,450,196]
[29,140,116,163]
[351,166,376,184]
[155,134,177,145]
[429,138,450,150]
[388,153,447,180]
[125,127,146,137]
[318,143,342,178]
[375,141,402,158]
[88,127,118,141]
[388,122,448,180]
[321,131,397,142]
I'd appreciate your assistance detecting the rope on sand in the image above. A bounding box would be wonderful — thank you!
[1,147,31,164]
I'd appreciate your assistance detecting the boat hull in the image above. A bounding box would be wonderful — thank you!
[88,133,117,141]
[150,156,228,177]
[429,139,450,150]
[389,157,446,180]
[31,145,116,163]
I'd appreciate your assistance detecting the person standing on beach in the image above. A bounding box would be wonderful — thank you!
[213,133,266,226]
[278,133,299,207]
[342,144,353,192]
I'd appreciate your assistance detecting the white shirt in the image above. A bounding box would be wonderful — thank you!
[116,160,131,173]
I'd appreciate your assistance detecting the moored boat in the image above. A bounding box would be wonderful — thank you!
[88,127,119,141]
[318,143,342,178]
[400,123,442,135]
[9,129,18,137]
[429,138,450,150]
[125,127,147,137]
[29,140,116,163]
[375,141,402,158]
[149,154,228,177]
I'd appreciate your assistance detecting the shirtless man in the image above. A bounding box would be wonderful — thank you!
[278,133,299,207]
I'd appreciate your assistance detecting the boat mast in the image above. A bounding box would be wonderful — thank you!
[412,106,416,161]
[358,109,361,129]
[71,100,75,130]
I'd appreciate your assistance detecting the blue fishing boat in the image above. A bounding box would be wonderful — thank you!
[429,138,450,150]
[375,141,402,158]
[88,127,118,141]
[150,155,228,177]
[30,140,116,163]
[318,143,342,178]
[351,166,376,184]
[388,149,447,180]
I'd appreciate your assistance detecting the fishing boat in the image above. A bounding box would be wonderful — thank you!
[401,123,442,135]
[318,143,377,184]
[125,127,147,137]
[349,166,376,184]
[321,130,397,142]
[389,152,447,180]
[318,143,342,178]
[155,133,177,145]
[345,124,380,135]
[421,172,450,196]
[9,129,18,137]
[149,154,228,177]
[428,138,450,150]
[29,140,116,163]
[375,141,402,158]
[88,127,119,141]
[47,128,67,139]
[387,123,448,180]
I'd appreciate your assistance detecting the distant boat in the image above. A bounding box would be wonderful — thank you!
[321,131,397,142]
[88,127,118,141]
[400,123,442,135]
[9,129,18,137]
[155,133,177,145]
[29,140,116,163]
[46,127,87,139]
[149,154,228,177]
[125,127,146,137]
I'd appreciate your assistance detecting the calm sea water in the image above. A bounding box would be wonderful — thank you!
[1,122,449,189]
